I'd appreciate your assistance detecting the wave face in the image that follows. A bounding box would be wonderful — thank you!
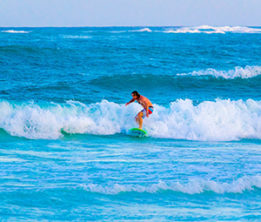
[80,176,261,195]
[164,25,261,34]
[177,65,261,79]
[1,99,261,141]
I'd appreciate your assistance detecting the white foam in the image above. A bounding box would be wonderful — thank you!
[80,175,261,194]
[109,28,152,33]
[131,28,152,33]
[177,66,261,79]
[0,157,25,162]
[2,30,30,34]
[1,99,261,141]
[165,25,261,34]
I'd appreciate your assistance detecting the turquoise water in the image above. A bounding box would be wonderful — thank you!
[0,26,261,220]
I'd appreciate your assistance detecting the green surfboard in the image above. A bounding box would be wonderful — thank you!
[129,128,148,137]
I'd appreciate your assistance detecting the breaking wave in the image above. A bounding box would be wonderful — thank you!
[131,28,152,32]
[1,99,261,141]
[164,25,261,34]
[80,175,261,195]
[110,28,152,33]
[177,66,261,79]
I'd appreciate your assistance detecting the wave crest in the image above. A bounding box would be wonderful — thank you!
[165,25,261,34]
[131,28,152,33]
[177,66,261,79]
[80,176,261,195]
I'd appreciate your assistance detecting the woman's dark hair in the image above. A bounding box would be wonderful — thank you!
[132,91,140,98]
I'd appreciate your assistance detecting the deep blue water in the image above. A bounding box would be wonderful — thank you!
[0,26,261,221]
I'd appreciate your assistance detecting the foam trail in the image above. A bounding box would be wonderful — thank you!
[2,30,30,34]
[80,175,261,195]
[1,99,261,141]
[177,66,261,79]
[165,25,261,34]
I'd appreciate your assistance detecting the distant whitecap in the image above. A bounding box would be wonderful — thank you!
[2,30,30,34]
[165,25,261,34]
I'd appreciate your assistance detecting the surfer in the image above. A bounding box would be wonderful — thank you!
[125,91,153,129]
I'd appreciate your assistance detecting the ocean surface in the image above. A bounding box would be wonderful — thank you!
[0,25,261,221]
